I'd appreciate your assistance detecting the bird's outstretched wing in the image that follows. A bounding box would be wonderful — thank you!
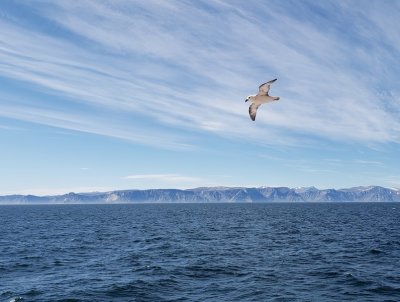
[249,103,260,121]
[257,78,277,96]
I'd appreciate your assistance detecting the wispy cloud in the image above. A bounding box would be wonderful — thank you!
[381,175,400,189]
[0,102,190,149]
[123,174,202,183]
[0,0,399,148]
[323,158,385,167]
[1,186,114,196]
[354,160,384,166]
[0,124,20,130]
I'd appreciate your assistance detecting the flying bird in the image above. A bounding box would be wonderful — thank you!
[245,78,280,121]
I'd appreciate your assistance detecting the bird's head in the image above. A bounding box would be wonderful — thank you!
[245,95,253,102]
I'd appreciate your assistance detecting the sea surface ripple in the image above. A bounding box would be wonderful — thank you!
[1,203,400,301]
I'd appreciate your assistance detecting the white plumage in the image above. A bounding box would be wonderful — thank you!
[245,78,280,121]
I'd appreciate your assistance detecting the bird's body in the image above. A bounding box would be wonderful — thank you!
[245,78,280,121]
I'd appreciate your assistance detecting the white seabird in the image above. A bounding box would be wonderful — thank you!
[245,78,280,121]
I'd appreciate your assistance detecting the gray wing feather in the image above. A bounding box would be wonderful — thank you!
[257,78,277,96]
[249,103,260,121]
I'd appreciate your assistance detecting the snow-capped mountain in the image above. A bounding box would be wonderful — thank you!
[0,186,399,204]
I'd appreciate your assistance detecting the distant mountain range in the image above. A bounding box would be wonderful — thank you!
[1,186,399,204]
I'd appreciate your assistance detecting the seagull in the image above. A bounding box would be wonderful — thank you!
[245,78,280,121]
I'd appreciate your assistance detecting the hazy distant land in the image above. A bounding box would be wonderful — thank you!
[1,186,399,204]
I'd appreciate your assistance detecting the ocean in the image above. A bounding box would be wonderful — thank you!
[1,203,399,302]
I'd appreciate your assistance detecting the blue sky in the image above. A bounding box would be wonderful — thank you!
[1,0,399,195]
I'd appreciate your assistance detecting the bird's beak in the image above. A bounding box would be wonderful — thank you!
[245,99,248,102]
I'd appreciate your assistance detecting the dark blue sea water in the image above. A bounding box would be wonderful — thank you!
[1,203,400,302]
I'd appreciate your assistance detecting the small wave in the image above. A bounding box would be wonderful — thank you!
[53,260,63,266]
[344,273,374,287]
[368,248,384,255]
[9,297,23,302]
[182,264,247,278]
[321,237,337,243]
[105,280,174,299]
[368,285,400,294]
[24,289,42,297]
[307,270,341,278]
[14,263,29,268]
